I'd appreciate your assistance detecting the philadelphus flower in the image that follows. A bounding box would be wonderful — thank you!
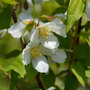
[86,2,90,20]
[22,39,49,73]
[30,18,67,49]
[8,11,33,38]
[22,39,67,73]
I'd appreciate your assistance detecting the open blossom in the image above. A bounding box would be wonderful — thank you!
[22,39,49,73]
[22,39,67,73]
[8,12,33,38]
[30,18,67,49]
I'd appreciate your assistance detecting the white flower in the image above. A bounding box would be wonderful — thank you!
[8,12,33,38]
[8,22,26,38]
[86,2,90,20]
[40,45,67,63]
[30,18,67,49]
[22,39,49,73]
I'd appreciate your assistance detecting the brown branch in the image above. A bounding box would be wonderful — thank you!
[36,73,46,90]
[0,66,20,90]
[12,4,18,23]
[68,18,82,71]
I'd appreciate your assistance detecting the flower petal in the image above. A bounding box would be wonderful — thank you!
[8,22,25,38]
[55,13,67,20]
[26,39,40,48]
[29,29,39,41]
[19,11,32,21]
[0,29,7,39]
[40,45,57,56]
[40,33,59,49]
[22,47,31,65]
[32,56,49,73]
[51,49,67,63]
[86,2,90,20]
[50,18,67,38]
[36,22,50,29]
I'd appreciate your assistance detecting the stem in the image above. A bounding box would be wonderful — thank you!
[76,18,82,44]
[0,66,20,90]
[68,30,76,70]
[68,18,82,70]
[24,0,28,10]
[12,4,18,23]
[12,4,26,49]
[36,73,46,90]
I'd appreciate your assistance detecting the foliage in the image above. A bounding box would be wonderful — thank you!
[0,0,90,90]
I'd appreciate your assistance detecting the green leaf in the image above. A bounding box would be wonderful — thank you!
[65,73,79,90]
[10,70,19,90]
[5,50,21,59]
[0,5,13,30]
[75,43,90,69]
[42,69,55,89]
[3,55,26,78]
[85,70,90,78]
[66,0,85,33]
[80,32,90,46]
[1,0,17,5]
[56,0,68,6]
[32,0,35,5]
[0,6,3,13]
[25,63,37,82]
[75,43,90,59]
[71,61,85,88]
[54,34,70,49]
[53,6,67,14]
[85,21,90,31]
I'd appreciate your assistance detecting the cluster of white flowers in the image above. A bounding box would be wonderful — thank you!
[8,12,67,73]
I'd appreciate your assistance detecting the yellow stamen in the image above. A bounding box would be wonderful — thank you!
[39,26,51,39]
[31,46,42,59]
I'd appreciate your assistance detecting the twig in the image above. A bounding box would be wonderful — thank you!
[68,18,82,71]
[36,73,46,90]
[0,66,20,90]
[12,4,18,23]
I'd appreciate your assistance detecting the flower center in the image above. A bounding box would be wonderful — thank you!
[39,27,51,39]
[31,46,42,59]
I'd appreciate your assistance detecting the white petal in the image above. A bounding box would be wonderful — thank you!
[19,11,32,21]
[32,56,49,73]
[51,49,67,63]
[22,47,31,65]
[24,31,30,43]
[0,29,7,39]
[40,45,57,56]
[29,29,39,41]
[8,22,25,38]
[47,86,56,90]
[50,18,67,38]
[86,2,90,20]
[55,13,66,20]
[36,22,50,29]
[26,39,40,48]
[40,33,59,49]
